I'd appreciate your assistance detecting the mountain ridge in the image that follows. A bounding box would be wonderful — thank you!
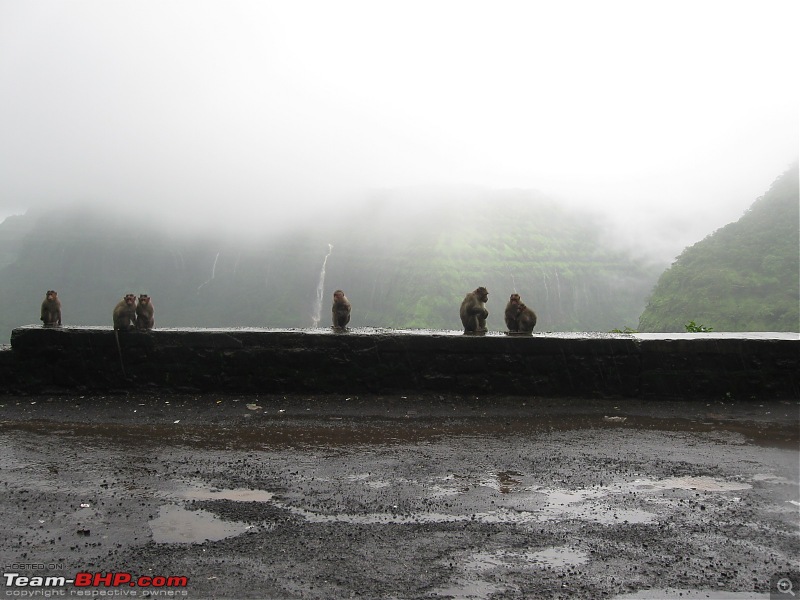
[638,164,799,332]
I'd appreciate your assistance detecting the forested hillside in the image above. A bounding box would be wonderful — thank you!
[638,164,799,332]
[0,189,664,340]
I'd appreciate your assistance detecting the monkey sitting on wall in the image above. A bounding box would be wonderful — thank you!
[40,290,62,327]
[332,289,351,330]
[112,294,137,331]
[504,293,521,332]
[515,302,538,334]
[135,294,154,330]
[460,286,489,334]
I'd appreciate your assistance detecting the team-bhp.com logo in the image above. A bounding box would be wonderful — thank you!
[4,572,188,594]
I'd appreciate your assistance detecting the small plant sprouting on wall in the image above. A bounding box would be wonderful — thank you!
[685,320,714,333]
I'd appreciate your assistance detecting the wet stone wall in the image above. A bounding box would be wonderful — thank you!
[2,326,798,399]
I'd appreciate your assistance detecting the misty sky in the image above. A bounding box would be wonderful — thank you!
[1,1,797,259]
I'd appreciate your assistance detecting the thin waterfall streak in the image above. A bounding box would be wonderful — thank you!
[511,274,518,294]
[197,251,221,293]
[541,269,549,302]
[312,244,334,327]
[554,269,562,301]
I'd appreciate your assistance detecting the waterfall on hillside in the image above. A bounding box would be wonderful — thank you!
[311,244,334,327]
[197,251,221,293]
[511,274,518,294]
[554,269,562,301]
[540,268,549,302]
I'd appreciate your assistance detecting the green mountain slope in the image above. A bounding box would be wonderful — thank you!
[0,190,663,340]
[638,165,799,332]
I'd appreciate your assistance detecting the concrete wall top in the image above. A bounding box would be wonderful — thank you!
[632,332,799,341]
[9,324,799,341]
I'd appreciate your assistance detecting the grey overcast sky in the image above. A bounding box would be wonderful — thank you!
[0,0,797,257]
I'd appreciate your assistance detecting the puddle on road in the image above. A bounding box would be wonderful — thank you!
[172,484,275,503]
[529,546,590,568]
[149,504,251,544]
[497,470,522,493]
[277,495,657,526]
[627,476,752,493]
[137,467,769,546]
[467,546,589,571]
[752,473,795,484]
[156,479,658,527]
[431,580,509,599]
[154,471,755,534]
[346,474,392,489]
[434,545,590,599]
[149,484,274,544]
[505,475,753,525]
[612,590,769,599]
[538,498,656,525]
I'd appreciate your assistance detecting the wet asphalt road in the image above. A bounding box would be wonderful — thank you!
[0,393,797,600]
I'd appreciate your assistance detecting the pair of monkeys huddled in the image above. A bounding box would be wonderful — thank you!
[113,293,154,331]
[504,292,537,334]
[459,287,537,335]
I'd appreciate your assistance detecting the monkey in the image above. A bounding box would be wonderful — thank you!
[40,290,62,327]
[504,293,521,332]
[111,293,138,378]
[515,302,538,334]
[332,289,351,330]
[112,294,137,331]
[135,294,154,330]
[460,286,489,334]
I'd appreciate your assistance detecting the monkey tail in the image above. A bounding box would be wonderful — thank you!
[114,329,127,378]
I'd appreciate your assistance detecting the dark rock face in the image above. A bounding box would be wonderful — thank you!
[2,327,798,399]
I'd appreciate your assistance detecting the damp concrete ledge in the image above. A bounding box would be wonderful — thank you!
[1,326,798,399]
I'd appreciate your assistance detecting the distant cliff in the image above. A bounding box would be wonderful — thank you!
[638,165,799,332]
[0,189,664,339]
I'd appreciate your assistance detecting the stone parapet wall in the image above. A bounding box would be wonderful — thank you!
[2,327,798,399]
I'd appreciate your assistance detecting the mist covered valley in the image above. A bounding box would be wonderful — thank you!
[3,159,799,341]
[0,186,667,340]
